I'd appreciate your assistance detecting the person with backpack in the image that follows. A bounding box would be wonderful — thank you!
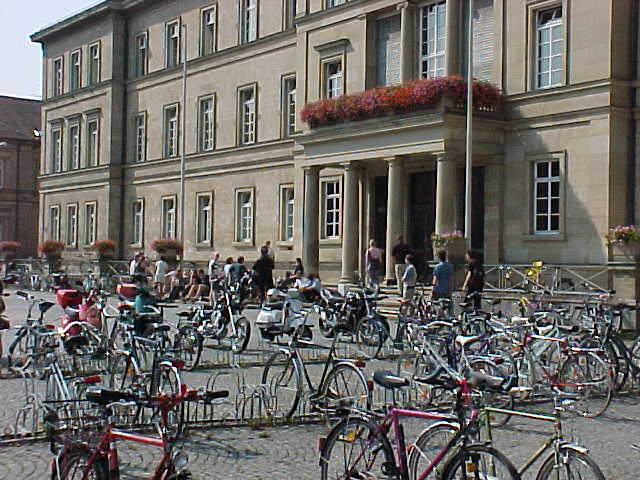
[365,239,383,289]
[462,249,484,309]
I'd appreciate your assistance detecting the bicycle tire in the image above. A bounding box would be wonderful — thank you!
[53,445,108,480]
[408,421,460,480]
[320,415,398,480]
[535,446,605,480]
[319,362,371,417]
[230,316,251,354]
[260,350,302,419]
[355,315,387,359]
[173,325,203,371]
[440,444,520,480]
[556,351,612,418]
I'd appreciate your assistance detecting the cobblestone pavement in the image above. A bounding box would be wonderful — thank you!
[0,291,638,478]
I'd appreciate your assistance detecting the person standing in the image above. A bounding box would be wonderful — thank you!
[252,247,275,301]
[154,257,168,298]
[365,239,384,289]
[259,241,275,262]
[401,254,417,301]
[293,258,304,277]
[431,250,454,300]
[462,250,484,309]
[208,251,220,281]
[129,253,140,277]
[391,235,412,295]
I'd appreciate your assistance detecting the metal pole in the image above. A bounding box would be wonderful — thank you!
[180,23,187,243]
[464,0,474,247]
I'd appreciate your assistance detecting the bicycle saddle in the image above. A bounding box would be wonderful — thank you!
[86,388,137,405]
[373,370,410,390]
[39,301,56,314]
[64,335,90,355]
[455,335,479,347]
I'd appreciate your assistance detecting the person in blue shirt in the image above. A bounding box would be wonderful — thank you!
[432,250,453,300]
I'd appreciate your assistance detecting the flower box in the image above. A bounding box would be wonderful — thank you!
[606,225,640,262]
[89,239,117,260]
[39,240,65,258]
[151,239,183,260]
[431,231,467,263]
[0,241,21,261]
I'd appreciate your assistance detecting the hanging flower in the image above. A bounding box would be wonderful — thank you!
[430,231,466,248]
[605,225,640,246]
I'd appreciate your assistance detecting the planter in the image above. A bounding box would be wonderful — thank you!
[158,248,178,261]
[610,242,640,262]
[1,251,17,261]
[433,239,467,263]
[97,249,116,261]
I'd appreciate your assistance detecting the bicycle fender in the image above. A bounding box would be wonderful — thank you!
[558,442,589,455]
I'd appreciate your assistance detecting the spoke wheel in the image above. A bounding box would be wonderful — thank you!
[556,352,612,418]
[319,363,371,417]
[535,447,605,480]
[441,444,520,480]
[54,446,108,480]
[261,350,302,419]
[408,422,460,480]
[355,316,387,360]
[173,325,203,371]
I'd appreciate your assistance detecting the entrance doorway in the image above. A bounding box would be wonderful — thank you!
[409,172,436,277]
[372,176,388,248]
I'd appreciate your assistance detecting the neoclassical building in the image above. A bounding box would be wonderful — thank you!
[32,0,639,284]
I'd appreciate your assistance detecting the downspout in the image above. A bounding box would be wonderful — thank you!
[631,1,640,225]
[119,12,129,261]
[15,141,20,244]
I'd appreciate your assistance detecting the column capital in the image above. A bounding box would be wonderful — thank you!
[340,161,361,171]
[434,151,454,162]
[302,165,321,173]
[384,155,406,166]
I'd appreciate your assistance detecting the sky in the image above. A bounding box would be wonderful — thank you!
[1,0,101,99]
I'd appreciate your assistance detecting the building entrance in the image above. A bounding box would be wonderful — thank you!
[409,172,436,277]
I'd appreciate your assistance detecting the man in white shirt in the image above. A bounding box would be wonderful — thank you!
[208,252,220,279]
[129,253,140,276]
[154,258,169,298]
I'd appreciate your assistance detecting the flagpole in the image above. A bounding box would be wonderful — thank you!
[180,23,187,243]
[464,0,474,248]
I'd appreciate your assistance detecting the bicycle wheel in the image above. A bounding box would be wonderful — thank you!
[535,447,605,480]
[319,363,371,416]
[173,325,203,371]
[408,422,460,480]
[53,446,108,480]
[261,350,302,419]
[355,315,387,359]
[467,359,514,427]
[556,351,612,418]
[441,444,520,480]
[320,415,398,480]
[230,316,251,354]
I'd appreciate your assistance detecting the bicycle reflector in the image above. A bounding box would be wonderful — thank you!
[355,360,366,368]
[317,436,327,452]
[367,380,374,392]
[465,460,478,473]
[83,375,101,384]
[172,360,186,370]
[45,324,56,330]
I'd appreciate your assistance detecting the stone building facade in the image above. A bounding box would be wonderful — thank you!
[0,96,41,257]
[32,0,639,284]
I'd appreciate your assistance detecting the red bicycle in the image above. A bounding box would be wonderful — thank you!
[51,365,228,480]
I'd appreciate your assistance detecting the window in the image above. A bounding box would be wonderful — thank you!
[53,58,63,96]
[135,32,148,76]
[536,6,563,89]
[166,21,181,68]
[0,161,4,188]
[196,193,212,244]
[52,127,63,173]
[134,113,146,162]
[235,189,254,243]
[88,43,100,85]
[161,197,177,238]
[87,119,99,167]
[49,205,60,241]
[324,60,343,98]
[241,0,258,43]
[239,86,256,145]
[376,14,401,86]
[69,124,81,170]
[132,199,144,245]
[70,50,82,90]
[199,96,215,151]
[285,0,297,28]
[164,105,179,157]
[66,204,78,247]
[283,76,296,137]
[280,186,294,242]
[323,180,340,238]
[327,0,347,7]
[533,159,561,233]
[201,6,217,55]
[85,202,97,245]
[420,1,446,79]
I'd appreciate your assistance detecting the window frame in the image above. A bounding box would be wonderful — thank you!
[166,20,181,68]
[86,117,100,167]
[419,0,447,79]
[281,74,297,137]
[66,203,78,248]
[0,160,4,189]
[321,177,342,240]
[68,122,81,170]
[135,31,149,77]
[53,57,64,97]
[131,198,145,246]
[201,5,218,56]
[320,56,344,99]
[327,0,347,8]
[234,187,255,245]
[198,95,216,152]
[84,201,97,245]
[237,84,257,146]
[161,195,177,239]
[163,104,180,158]
[49,205,61,241]
[279,184,295,243]
[240,0,258,44]
[70,49,82,90]
[196,191,214,245]
[51,125,63,173]
[88,42,101,85]
[528,1,568,91]
[284,0,297,29]
[525,151,566,238]
[134,112,147,162]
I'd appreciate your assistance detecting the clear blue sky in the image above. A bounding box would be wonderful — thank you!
[1,0,101,99]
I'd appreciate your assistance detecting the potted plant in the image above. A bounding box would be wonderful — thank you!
[430,230,467,262]
[89,239,117,260]
[0,241,21,261]
[151,238,183,261]
[39,240,65,272]
[605,225,640,262]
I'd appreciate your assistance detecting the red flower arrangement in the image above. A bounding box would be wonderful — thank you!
[89,239,117,255]
[151,238,184,255]
[39,240,65,255]
[0,241,21,253]
[300,76,503,128]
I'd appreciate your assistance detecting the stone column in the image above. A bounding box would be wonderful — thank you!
[435,153,458,234]
[445,0,460,76]
[340,163,360,283]
[385,157,404,282]
[397,1,415,83]
[302,166,320,275]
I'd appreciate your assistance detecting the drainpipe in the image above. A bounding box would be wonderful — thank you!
[179,22,187,245]
[15,141,20,244]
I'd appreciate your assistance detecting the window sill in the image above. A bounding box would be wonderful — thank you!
[129,243,143,249]
[232,241,255,249]
[320,238,342,246]
[521,233,566,242]
[277,241,294,250]
[195,242,213,249]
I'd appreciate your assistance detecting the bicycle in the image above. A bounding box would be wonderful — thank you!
[261,309,371,419]
[319,365,520,480]
[50,367,229,479]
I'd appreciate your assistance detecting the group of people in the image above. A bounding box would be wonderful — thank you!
[365,235,485,304]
